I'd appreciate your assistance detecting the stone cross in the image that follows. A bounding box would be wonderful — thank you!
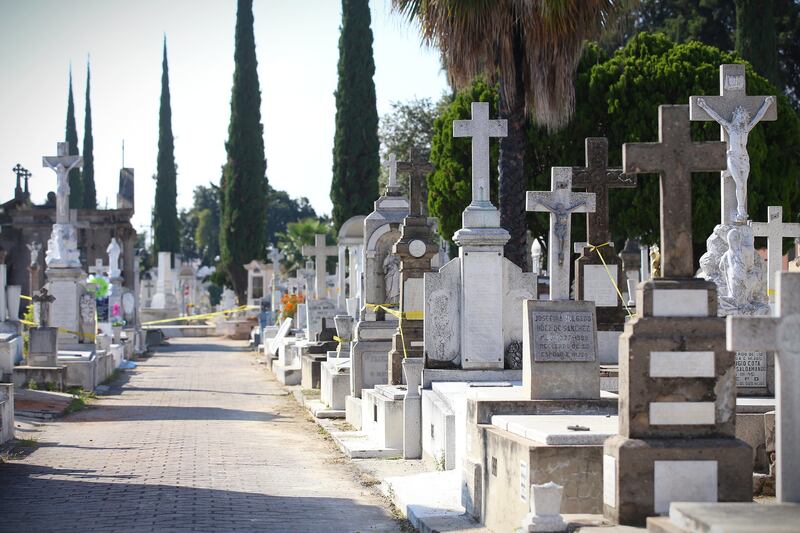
[22,168,31,197]
[385,153,399,191]
[751,206,800,302]
[572,137,636,245]
[88,258,106,276]
[690,64,777,224]
[42,142,82,225]
[106,237,122,279]
[453,102,507,207]
[268,246,283,267]
[12,163,26,198]
[32,287,56,328]
[526,167,596,300]
[727,272,800,503]
[623,105,727,278]
[301,234,337,300]
[396,149,434,216]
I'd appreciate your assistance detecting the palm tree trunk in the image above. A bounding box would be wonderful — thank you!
[498,33,528,271]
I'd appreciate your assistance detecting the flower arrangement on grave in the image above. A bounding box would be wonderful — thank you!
[280,292,305,320]
[110,303,126,328]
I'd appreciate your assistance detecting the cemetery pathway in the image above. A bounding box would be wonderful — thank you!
[0,337,400,533]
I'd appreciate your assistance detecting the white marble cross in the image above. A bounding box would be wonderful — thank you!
[301,234,337,300]
[727,272,800,503]
[453,102,507,206]
[88,258,106,276]
[526,167,596,300]
[751,206,800,302]
[268,246,283,266]
[42,142,82,225]
[385,153,399,190]
[690,64,777,224]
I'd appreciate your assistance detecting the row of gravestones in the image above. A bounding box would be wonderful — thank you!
[261,63,798,530]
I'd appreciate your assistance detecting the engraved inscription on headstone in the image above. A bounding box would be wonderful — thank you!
[532,310,596,362]
[735,351,767,388]
[583,264,619,307]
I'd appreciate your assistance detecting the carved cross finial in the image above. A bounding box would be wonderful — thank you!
[396,149,434,216]
[453,102,507,206]
[572,137,636,245]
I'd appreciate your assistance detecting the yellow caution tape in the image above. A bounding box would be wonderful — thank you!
[141,305,258,326]
[587,242,636,319]
[768,288,775,296]
[365,303,425,359]
[333,336,351,344]
[20,295,32,301]
[21,319,96,340]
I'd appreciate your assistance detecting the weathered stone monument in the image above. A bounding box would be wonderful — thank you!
[424,102,536,371]
[692,65,778,395]
[336,216,365,316]
[42,142,86,344]
[603,105,750,526]
[29,288,58,367]
[572,138,637,362]
[387,149,438,384]
[302,234,338,301]
[751,205,800,304]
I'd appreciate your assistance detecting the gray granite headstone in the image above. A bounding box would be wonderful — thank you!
[523,299,599,400]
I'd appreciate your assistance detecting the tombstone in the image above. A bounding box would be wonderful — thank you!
[243,259,270,307]
[523,299,599,400]
[42,142,86,344]
[527,167,596,301]
[424,102,536,371]
[267,246,284,313]
[387,149,438,384]
[149,252,178,310]
[346,154,410,425]
[692,67,777,395]
[29,288,58,367]
[336,216,366,314]
[302,234,337,301]
[603,105,749,526]
[751,206,800,304]
[727,272,800,503]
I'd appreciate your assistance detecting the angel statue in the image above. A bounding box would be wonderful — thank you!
[696,95,775,223]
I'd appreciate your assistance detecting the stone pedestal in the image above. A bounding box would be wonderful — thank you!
[603,279,752,526]
[46,267,84,344]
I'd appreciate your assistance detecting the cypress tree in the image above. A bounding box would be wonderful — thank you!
[219,0,268,302]
[329,0,380,231]
[735,0,780,86]
[82,61,97,208]
[65,69,83,209]
[152,37,180,255]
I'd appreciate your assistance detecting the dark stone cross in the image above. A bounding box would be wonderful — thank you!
[12,163,26,198]
[572,137,636,245]
[32,287,56,328]
[22,168,32,197]
[623,105,727,278]
[396,149,434,217]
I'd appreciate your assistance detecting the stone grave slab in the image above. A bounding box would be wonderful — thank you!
[523,299,599,400]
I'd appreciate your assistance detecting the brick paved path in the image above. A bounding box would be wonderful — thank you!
[0,338,398,533]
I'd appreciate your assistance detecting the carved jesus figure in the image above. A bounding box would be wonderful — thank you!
[383,253,401,304]
[535,198,588,265]
[697,95,775,223]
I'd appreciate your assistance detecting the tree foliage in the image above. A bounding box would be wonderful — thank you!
[378,97,441,191]
[220,0,269,302]
[276,218,336,275]
[429,33,800,266]
[330,0,380,231]
[82,62,97,209]
[265,185,316,246]
[620,0,800,111]
[152,39,180,255]
[65,71,83,209]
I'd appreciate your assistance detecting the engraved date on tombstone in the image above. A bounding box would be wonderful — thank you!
[735,351,767,388]
[532,310,596,362]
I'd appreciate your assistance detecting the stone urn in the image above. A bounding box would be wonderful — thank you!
[522,482,567,532]
[112,325,122,344]
[401,357,423,396]
[6,285,21,320]
[333,314,354,356]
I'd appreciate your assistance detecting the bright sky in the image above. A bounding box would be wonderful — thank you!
[0,0,448,238]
